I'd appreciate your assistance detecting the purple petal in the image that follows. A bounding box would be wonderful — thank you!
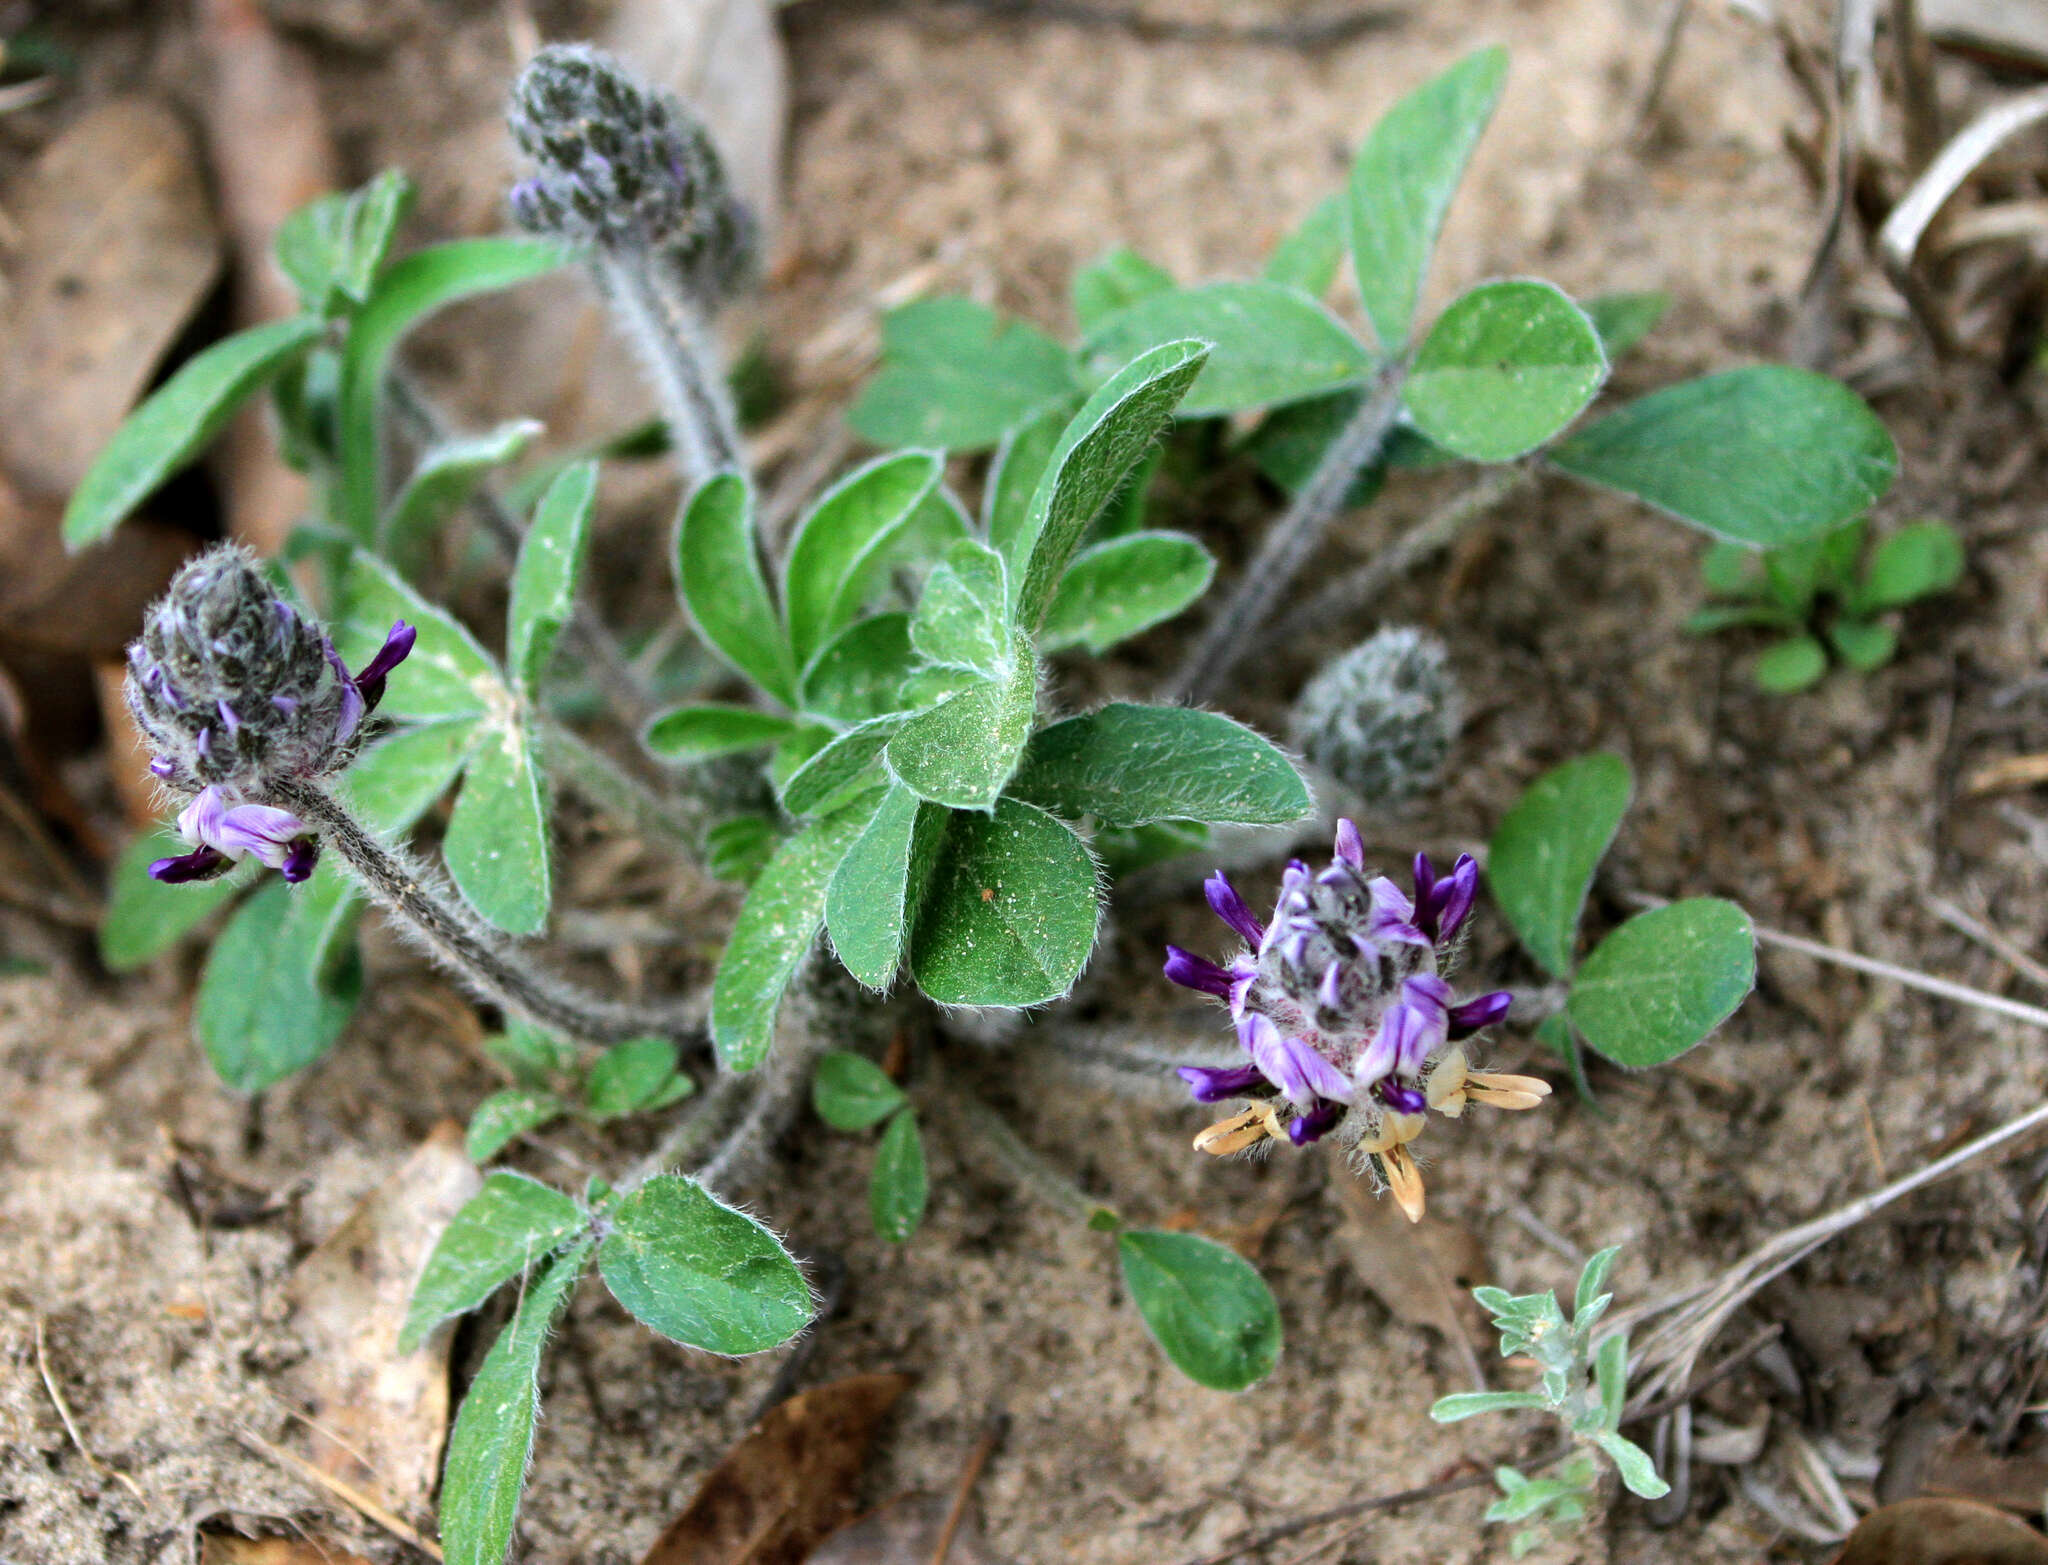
[1243,1013,1353,1103]
[1434,854,1479,943]
[148,756,175,779]
[216,700,241,736]
[1164,945,1235,1000]
[352,620,417,712]
[1317,961,1342,1011]
[1335,818,1365,868]
[211,804,314,869]
[176,785,230,846]
[1364,876,1428,948]
[1447,990,1513,1039]
[1205,872,1266,947]
[1379,1080,1427,1115]
[1178,1064,1268,1103]
[1288,1102,1345,1145]
[1412,852,1438,912]
[149,845,231,884]
[280,836,319,884]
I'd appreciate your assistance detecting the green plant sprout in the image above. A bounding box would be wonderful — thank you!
[1432,1246,1668,1556]
[1686,516,1964,693]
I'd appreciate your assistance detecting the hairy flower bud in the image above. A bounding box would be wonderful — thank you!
[507,43,754,294]
[1289,627,1461,811]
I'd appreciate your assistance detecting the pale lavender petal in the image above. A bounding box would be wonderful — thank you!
[1178,1064,1267,1103]
[211,803,315,870]
[148,756,175,779]
[216,700,240,736]
[1205,872,1266,947]
[1317,961,1342,1010]
[1447,990,1512,1039]
[1243,1014,1352,1103]
[1164,945,1235,999]
[176,786,230,847]
[1335,818,1365,868]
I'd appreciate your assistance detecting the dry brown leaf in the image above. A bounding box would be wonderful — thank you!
[0,473,192,661]
[638,1373,911,1565]
[1830,1498,2048,1565]
[280,1120,479,1520]
[1327,1172,1490,1345]
[807,1492,1011,1565]
[200,1534,376,1565]
[1919,1434,2048,1517]
[0,99,222,500]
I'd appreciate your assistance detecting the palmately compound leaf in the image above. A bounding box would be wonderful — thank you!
[401,1172,587,1350]
[1006,340,1210,631]
[439,1236,592,1565]
[62,316,326,549]
[381,419,544,582]
[194,866,361,1092]
[1077,281,1372,417]
[909,798,1101,1007]
[443,723,552,937]
[909,537,1012,677]
[779,715,904,819]
[884,640,1038,812]
[1403,279,1608,462]
[644,704,802,763]
[1118,1229,1281,1392]
[1008,704,1309,827]
[711,799,877,1070]
[870,1108,928,1243]
[1566,897,1755,1068]
[1547,365,1897,548]
[675,472,798,708]
[507,459,598,691]
[1487,752,1633,979]
[274,169,415,313]
[825,784,947,992]
[333,550,502,723]
[1347,46,1509,352]
[782,449,944,668]
[849,295,1078,451]
[596,1174,814,1353]
[342,719,479,835]
[1072,247,1176,334]
[798,613,920,725]
[811,1048,907,1130]
[1038,532,1216,655]
[1262,190,1348,298]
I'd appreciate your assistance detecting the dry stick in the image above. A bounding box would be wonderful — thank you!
[1166,369,1406,705]
[35,1318,145,1502]
[1921,892,2048,992]
[1888,0,1943,171]
[931,1411,1010,1565]
[273,776,702,1046]
[234,1425,442,1560]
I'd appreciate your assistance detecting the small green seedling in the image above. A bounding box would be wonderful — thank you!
[1431,1246,1667,1556]
[1686,517,1964,693]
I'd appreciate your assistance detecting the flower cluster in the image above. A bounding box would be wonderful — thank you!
[1166,819,1548,1221]
[1289,626,1462,812]
[507,44,754,296]
[125,545,413,885]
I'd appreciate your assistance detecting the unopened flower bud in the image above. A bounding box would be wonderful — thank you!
[1290,627,1461,811]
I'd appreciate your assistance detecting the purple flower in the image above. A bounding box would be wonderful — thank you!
[150,785,319,885]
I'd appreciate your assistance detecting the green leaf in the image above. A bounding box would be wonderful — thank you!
[342,719,479,834]
[62,316,325,549]
[1262,191,1348,297]
[337,236,568,541]
[1594,1332,1628,1431]
[645,704,801,762]
[783,450,944,667]
[194,868,361,1091]
[466,1089,564,1163]
[1117,1229,1281,1392]
[439,1236,591,1565]
[826,784,946,990]
[487,1017,578,1087]
[1403,280,1607,462]
[382,420,543,580]
[850,297,1077,451]
[1594,1432,1669,1499]
[584,1036,683,1120]
[1347,46,1509,351]
[1242,390,1391,510]
[275,169,415,313]
[1487,752,1633,978]
[870,1108,928,1243]
[799,613,918,725]
[1547,366,1898,547]
[401,1172,586,1350]
[1009,704,1308,826]
[1038,532,1215,654]
[675,472,797,708]
[1700,539,1765,598]
[1078,282,1371,416]
[507,460,597,690]
[910,538,1012,676]
[711,802,875,1070]
[597,1173,814,1352]
[1575,1245,1621,1319]
[884,641,1037,811]
[1095,819,1211,879]
[1683,603,1798,635]
[1008,339,1210,629]
[1485,1476,1582,1522]
[1754,634,1828,693]
[984,404,1069,559]
[1858,518,1964,609]
[1429,1389,1553,1423]
[706,815,781,887]
[909,799,1100,1006]
[1073,247,1175,334]
[100,829,253,971]
[334,550,501,722]
[780,715,903,818]
[1583,290,1670,360]
[1568,897,1754,1067]
[1827,617,1896,672]
[444,724,552,936]
[811,1049,908,1130]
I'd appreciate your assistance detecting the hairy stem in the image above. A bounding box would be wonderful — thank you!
[597,250,743,486]
[534,715,710,858]
[619,1068,758,1193]
[695,980,835,1198]
[274,776,702,1046]
[946,1086,1106,1226]
[1166,367,1407,704]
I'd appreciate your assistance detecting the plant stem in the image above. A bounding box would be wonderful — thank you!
[618,1068,757,1193]
[1165,366,1406,705]
[534,715,710,857]
[273,776,702,1046]
[947,1086,1103,1226]
[596,251,743,486]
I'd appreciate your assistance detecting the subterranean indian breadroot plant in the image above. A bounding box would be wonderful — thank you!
[67,33,1923,1562]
